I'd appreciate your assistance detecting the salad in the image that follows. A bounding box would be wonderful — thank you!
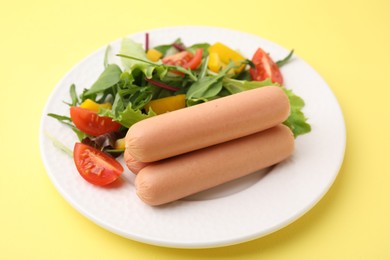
[48,33,311,186]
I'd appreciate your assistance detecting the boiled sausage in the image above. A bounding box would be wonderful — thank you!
[126,86,290,162]
[135,124,294,206]
[124,151,149,174]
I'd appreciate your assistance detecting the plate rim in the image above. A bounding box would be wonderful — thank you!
[39,25,346,248]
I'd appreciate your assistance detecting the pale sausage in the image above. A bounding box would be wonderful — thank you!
[124,151,149,174]
[135,124,294,206]
[126,86,290,162]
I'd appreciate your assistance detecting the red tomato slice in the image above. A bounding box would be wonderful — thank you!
[249,48,284,85]
[74,143,123,186]
[162,49,203,70]
[70,106,121,136]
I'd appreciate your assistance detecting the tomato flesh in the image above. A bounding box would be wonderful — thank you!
[74,143,123,186]
[162,49,203,70]
[249,48,283,85]
[70,106,121,136]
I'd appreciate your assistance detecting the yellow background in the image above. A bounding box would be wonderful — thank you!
[1,0,389,259]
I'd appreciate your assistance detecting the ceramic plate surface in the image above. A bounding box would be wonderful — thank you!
[40,26,346,248]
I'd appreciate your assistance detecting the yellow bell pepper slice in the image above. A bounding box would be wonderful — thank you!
[208,52,236,76]
[146,48,163,62]
[207,52,223,73]
[144,94,186,115]
[79,99,112,112]
[208,42,246,73]
[114,138,126,151]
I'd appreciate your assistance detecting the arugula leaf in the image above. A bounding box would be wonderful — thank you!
[198,56,209,79]
[186,96,221,106]
[129,87,154,110]
[98,103,156,128]
[186,62,237,105]
[47,113,88,141]
[44,131,73,157]
[235,70,252,81]
[47,113,73,127]
[83,64,122,97]
[103,45,111,68]
[282,88,311,137]
[63,84,79,106]
[276,49,294,68]
[72,127,89,141]
[69,84,79,106]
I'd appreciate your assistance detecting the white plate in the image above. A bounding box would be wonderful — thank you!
[39,26,346,248]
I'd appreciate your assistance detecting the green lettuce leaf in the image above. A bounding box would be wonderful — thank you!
[282,88,311,138]
[98,102,156,128]
[119,38,165,79]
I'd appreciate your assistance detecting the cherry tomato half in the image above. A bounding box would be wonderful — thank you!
[70,106,121,136]
[73,142,123,186]
[162,48,203,70]
[249,48,284,85]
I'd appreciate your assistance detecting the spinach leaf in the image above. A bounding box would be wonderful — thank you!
[186,76,223,100]
[83,64,122,97]
[187,43,210,56]
[223,77,277,94]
